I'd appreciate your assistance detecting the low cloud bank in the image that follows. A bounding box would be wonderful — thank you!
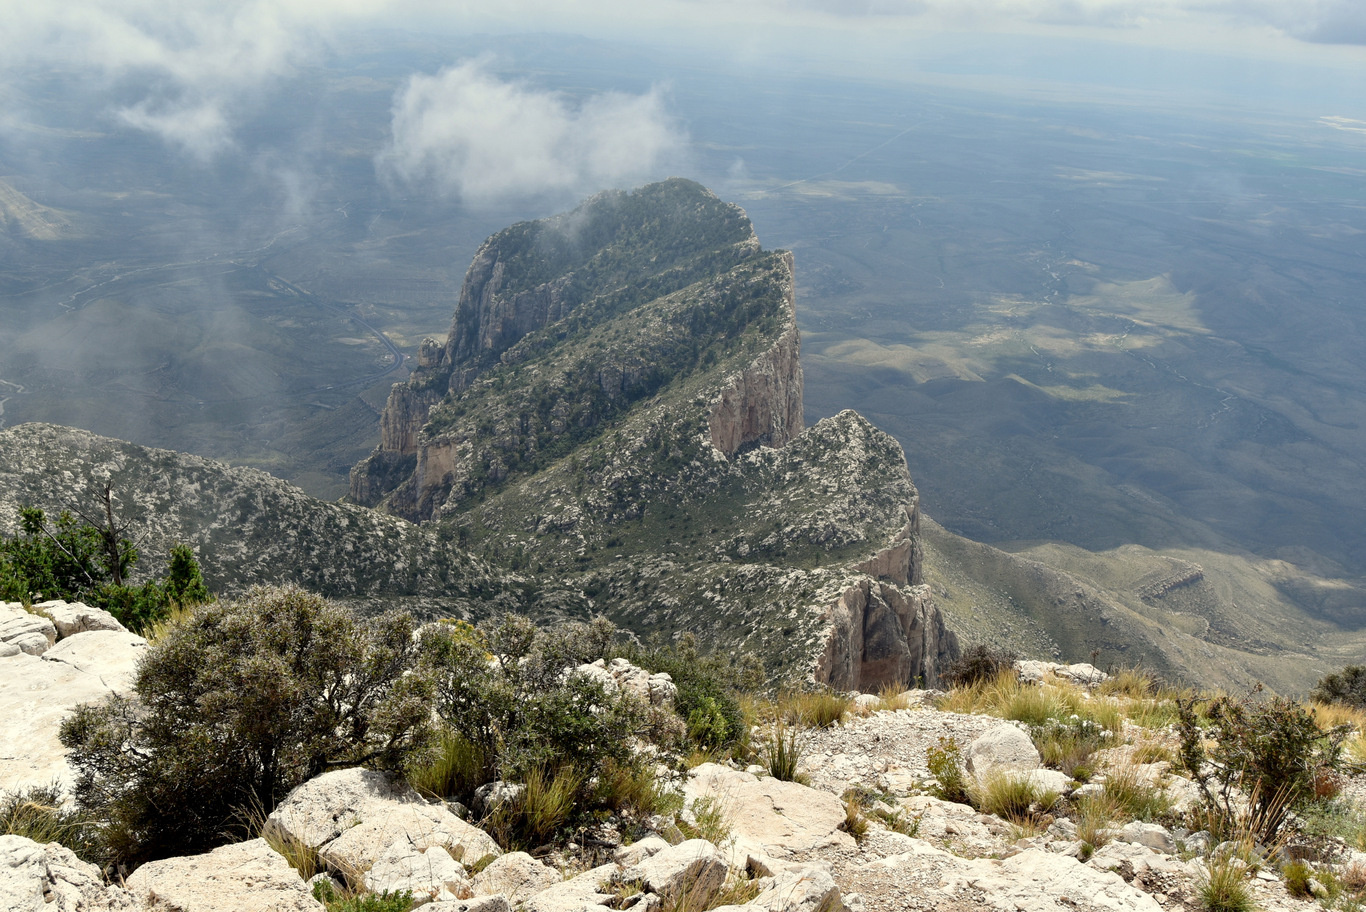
[378,60,686,206]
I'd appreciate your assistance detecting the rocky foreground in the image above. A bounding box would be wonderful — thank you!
[1,609,1346,912]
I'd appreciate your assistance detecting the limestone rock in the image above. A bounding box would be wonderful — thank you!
[363,842,471,903]
[1016,661,1108,687]
[747,862,848,912]
[471,851,560,903]
[1116,822,1177,854]
[319,803,501,874]
[0,835,135,912]
[33,600,125,638]
[685,763,855,862]
[574,658,678,708]
[0,633,143,794]
[813,577,958,693]
[42,630,147,691]
[266,768,422,849]
[0,604,56,656]
[520,862,617,912]
[947,847,1163,912]
[616,839,728,908]
[425,898,512,912]
[966,724,1042,776]
[124,838,322,912]
[613,837,672,868]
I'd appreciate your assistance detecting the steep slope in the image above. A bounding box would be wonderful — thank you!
[0,422,542,619]
[921,516,1366,694]
[353,179,957,688]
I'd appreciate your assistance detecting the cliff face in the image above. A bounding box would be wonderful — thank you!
[707,252,804,456]
[814,580,959,692]
[348,179,958,688]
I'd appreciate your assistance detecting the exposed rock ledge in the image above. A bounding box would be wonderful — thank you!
[707,251,804,456]
[813,578,958,692]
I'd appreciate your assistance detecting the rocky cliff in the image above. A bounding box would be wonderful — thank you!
[349,180,957,688]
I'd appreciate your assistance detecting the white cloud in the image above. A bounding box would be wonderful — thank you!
[377,60,686,206]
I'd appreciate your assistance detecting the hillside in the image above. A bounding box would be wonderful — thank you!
[352,179,957,688]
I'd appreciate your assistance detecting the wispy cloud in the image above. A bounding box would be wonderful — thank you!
[377,60,686,206]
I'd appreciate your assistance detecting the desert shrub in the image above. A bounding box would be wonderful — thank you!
[419,614,656,843]
[927,736,970,804]
[60,585,431,868]
[406,728,489,801]
[1314,666,1366,710]
[840,797,869,841]
[1100,763,1171,822]
[1176,690,1349,841]
[312,882,414,912]
[489,765,583,849]
[1033,715,1113,779]
[1281,860,1313,898]
[941,643,1018,689]
[679,795,732,845]
[1198,854,1254,912]
[620,634,752,754]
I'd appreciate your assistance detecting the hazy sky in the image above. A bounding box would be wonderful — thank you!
[1,0,1362,203]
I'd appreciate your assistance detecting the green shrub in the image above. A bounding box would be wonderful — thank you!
[1282,860,1313,898]
[969,771,1057,827]
[781,690,851,729]
[419,614,653,843]
[622,635,750,754]
[1314,666,1366,710]
[489,765,582,849]
[1177,690,1349,841]
[941,644,1018,690]
[406,728,489,801]
[312,882,414,912]
[927,736,970,804]
[60,585,432,867]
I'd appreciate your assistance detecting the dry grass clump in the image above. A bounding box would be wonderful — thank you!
[780,690,851,729]
[1098,762,1170,822]
[968,771,1059,830]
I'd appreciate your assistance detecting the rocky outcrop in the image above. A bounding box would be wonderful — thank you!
[813,579,958,692]
[124,838,322,912]
[0,835,135,912]
[707,252,803,457]
[0,627,146,794]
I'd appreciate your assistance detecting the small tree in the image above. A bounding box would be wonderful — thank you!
[1312,666,1366,710]
[61,585,432,867]
[1176,688,1349,841]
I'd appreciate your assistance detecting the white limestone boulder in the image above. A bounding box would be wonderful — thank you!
[33,600,125,639]
[615,838,728,909]
[0,835,135,912]
[521,861,616,912]
[0,631,146,795]
[471,851,561,903]
[363,841,471,903]
[319,802,501,874]
[0,604,56,656]
[946,847,1163,912]
[746,862,848,912]
[685,763,855,862]
[124,838,322,912]
[266,767,423,849]
[965,723,1042,776]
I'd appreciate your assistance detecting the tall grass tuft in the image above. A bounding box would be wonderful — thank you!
[406,728,489,801]
[763,720,808,783]
[968,771,1058,829]
[781,690,851,729]
[489,765,582,849]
